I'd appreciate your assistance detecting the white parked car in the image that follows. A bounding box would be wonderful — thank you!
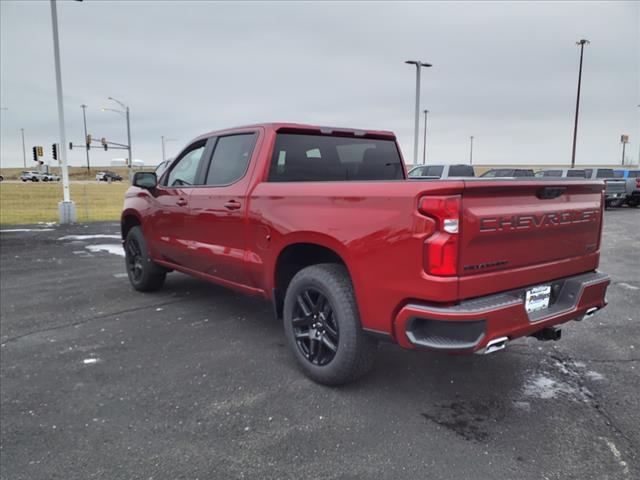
[40,172,60,182]
[20,171,43,182]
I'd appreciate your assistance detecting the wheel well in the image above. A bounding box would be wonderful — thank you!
[273,243,347,319]
[121,215,141,240]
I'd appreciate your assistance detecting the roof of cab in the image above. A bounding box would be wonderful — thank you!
[194,123,397,142]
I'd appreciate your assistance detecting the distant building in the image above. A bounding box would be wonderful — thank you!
[110,158,145,167]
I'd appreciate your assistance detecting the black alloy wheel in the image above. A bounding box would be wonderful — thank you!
[125,237,144,283]
[291,288,339,366]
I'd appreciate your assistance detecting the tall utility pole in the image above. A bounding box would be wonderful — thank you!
[49,0,75,223]
[405,60,432,167]
[161,135,166,162]
[422,109,429,165]
[469,136,474,165]
[571,39,590,168]
[20,128,26,168]
[81,104,90,173]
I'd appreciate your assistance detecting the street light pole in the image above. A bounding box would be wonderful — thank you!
[469,136,474,165]
[571,39,589,168]
[422,109,429,165]
[406,60,432,167]
[49,0,75,223]
[81,104,90,173]
[161,136,178,162]
[20,128,26,168]
[125,106,132,172]
[105,97,132,176]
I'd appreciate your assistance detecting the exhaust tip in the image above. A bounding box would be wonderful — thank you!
[482,336,508,355]
[585,307,599,317]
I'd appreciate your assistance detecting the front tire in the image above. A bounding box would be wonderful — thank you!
[283,264,376,386]
[124,226,166,292]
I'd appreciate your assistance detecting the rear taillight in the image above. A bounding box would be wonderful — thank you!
[419,195,461,276]
[636,178,640,189]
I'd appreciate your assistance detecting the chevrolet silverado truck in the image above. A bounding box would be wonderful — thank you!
[121,123,610,385]
[584,168,627,208]
[614,168,640,207]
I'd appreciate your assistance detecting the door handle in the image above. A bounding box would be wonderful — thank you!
[224,200,241,210]
[176,197,188,206]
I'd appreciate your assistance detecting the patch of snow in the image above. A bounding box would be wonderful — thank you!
[112,273,128,278]
[59,234,120,241]
[523,374,577,400]
[512,401,531,411]
[617,282,639,291]
[85,244,125,257]
[1,229,55,233]
[82,358,99,365]
[585,371,605,381]
[600,437,630,477]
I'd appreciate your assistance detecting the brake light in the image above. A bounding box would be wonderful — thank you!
[636,178,640,189]
[419,195,461,276]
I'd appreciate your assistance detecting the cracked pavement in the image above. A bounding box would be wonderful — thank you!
[1,208,638,479]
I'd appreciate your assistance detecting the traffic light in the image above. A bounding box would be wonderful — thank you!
[32,146,38,162]
[36,146,43,157]
[52,143,58,161]
[101,137,108,151]
[69,142,74,150]
[86,134,92,145]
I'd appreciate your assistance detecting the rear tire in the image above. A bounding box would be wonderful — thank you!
[627,197,639,208]
[283,264,377,386]
[124,226,166,292]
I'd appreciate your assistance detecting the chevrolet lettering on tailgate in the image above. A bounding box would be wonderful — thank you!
[479,209,599,232]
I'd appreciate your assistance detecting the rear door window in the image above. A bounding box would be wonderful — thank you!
[596,169,614,179]
[567,169,586,178]
[268,134,404,181]
[514,169,534,177]
[541,170,562,177]
[424,165,444,177]
[203,133,257,186]
[448,165,474,177]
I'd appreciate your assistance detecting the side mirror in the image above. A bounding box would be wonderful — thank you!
[132,172,157,189]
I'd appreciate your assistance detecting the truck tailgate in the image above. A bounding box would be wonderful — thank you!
[459,180,604,278]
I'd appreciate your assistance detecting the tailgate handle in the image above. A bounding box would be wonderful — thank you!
[536,186,567,199]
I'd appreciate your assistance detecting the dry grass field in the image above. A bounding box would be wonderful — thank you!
[0,182,129,225]
[0,166,137,181]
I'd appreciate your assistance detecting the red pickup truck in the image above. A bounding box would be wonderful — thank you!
[122,123,610,385]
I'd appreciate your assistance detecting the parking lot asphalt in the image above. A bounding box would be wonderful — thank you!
[1,209,639,480]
